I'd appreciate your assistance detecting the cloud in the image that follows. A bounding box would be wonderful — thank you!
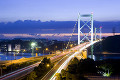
[0,34,5,39]
[0,33,119,40]
[41,29,55,31]
[0,20,119,34]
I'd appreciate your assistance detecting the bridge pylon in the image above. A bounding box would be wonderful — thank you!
[78,13,94,59]
[94,26,102,41]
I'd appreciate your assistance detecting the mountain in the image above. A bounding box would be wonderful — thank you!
[0,20,120,34]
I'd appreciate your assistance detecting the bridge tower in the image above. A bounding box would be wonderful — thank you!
[78,13,94,59]
[94,26,102,41]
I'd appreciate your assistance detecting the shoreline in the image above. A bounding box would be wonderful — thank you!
[0,54,55,66]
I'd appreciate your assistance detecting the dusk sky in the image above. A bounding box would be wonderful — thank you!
[0,0,120,22]
[0,0,120,40]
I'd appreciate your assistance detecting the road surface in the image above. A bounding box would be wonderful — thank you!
[0,42,93,80]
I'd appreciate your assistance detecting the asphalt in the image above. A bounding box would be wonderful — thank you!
[41,53,72,80]
[0,42,92,80]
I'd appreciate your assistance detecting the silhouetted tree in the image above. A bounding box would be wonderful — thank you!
[27,71,37,80]
[77,58,96,74]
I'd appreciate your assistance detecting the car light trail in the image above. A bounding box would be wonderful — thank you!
[50,40,99,80]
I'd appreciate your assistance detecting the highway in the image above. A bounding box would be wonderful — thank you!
[41,41,99,80]
[0,48,78,80]
[50,40,99,80]
[0,41,99,80]
[41,52,74,80]
[0,61,41,80]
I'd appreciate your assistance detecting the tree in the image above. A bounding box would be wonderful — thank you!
[99,63,113,76]
[67,64,77,74]
[55,73,62,80]
[41,57,52,65]
[71,74,79,80]
[27,71,37,80]
[71,57,79,65]
[66,72,72,80]
[77,58,96,74]
[61,69,66,78]
[34,57,54,78]
[34,63,46,77]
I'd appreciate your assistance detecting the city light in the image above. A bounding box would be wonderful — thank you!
[46,48,48,51]
[23,49,26,52]
[31,42,36,54]
[50,40,99,80]
[70,44,73,47]
[47,64,50,67]
[43,48,49,57]
[31,42,36,47]
[103,72,110,77]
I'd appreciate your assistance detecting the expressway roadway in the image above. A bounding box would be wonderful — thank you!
[0,62,41,80]
[41,52,74,80]
[42,41,99,80]
[41,42,92,80]
[0,42,92,80]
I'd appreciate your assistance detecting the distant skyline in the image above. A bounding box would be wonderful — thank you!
[0,0,120,22]
[0,33,120,41]
[0,20,120,40]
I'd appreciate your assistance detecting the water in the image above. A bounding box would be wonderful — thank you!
[1,52,120,61]
[88,54,120,61]
[0,52,45,61]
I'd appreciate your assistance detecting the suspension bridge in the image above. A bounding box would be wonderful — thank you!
[0,13,102,80]
[48,12,102,80]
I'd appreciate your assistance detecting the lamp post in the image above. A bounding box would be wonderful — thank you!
[43,48,48,57]
[31,42,36,57]
[54,46,57,55]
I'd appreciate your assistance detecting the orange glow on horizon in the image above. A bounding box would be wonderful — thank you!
[1,33,120,38]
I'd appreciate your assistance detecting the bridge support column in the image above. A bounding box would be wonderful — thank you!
[91,13,94,59]
[100,26,102,41]
[94,27,97,41]
[78,13,80,45]
[77,12,94,59]
[82,49,87,59]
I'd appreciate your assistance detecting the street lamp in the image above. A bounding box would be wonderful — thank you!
[70,44,73,47]
[43,48,49,57]
[54,46,57,55]
[31,42,36,48]
[46,48,48,51]
[31,42,36,57]
[47,64,50,67]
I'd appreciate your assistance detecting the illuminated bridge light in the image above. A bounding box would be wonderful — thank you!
[50,41,99,80]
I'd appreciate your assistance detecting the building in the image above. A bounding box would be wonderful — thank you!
[8,44,12,51]
[14,44,21,51]
[0,44,7,52]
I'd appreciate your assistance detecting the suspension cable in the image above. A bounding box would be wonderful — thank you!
[65,20,78,49]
